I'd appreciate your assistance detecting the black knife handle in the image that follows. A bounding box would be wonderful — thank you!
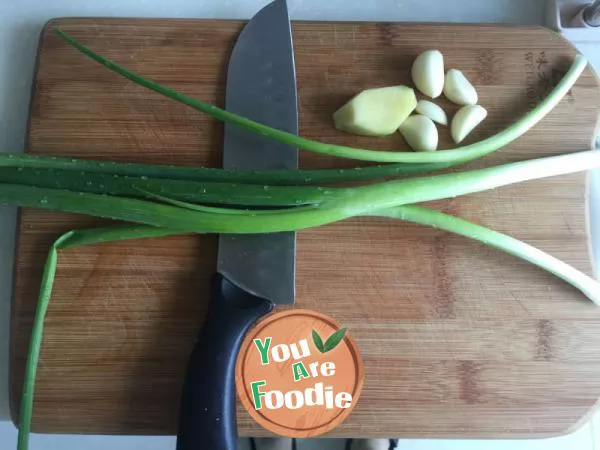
[176,272,274,450]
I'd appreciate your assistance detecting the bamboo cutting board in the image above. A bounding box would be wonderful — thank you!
[10,19,600,438]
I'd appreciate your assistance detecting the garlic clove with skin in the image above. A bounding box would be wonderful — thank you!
[399,115,438,152]
[411,50,445,98]
[444,69,478,105]
[415,100,448,126]
[451,105,487,143]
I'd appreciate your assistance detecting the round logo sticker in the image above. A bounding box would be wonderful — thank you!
[235,309,364,438]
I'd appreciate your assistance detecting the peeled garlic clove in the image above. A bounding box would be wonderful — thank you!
[414,100,448,126]
[451,105,487,143]
[399,115,438,152]
[411,50,444,98]
[443,69,478,105]
[333,86,417,137]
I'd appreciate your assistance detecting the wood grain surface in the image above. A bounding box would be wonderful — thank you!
[9,19,600,437]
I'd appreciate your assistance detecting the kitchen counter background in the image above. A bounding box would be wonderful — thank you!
[1,0,598,448]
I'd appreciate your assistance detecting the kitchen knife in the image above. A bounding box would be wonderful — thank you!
[175,1,298,449]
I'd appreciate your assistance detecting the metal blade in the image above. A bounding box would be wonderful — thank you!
[217,0,298,305]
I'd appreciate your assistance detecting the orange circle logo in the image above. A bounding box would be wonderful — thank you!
[235,309,364,438]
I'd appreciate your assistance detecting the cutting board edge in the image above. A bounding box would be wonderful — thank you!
[8,16,50,429]
[10,410,598,440]
[586,170,600,284]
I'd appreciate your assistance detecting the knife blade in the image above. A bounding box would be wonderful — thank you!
[176,1,297,449]
[219,0,298,305]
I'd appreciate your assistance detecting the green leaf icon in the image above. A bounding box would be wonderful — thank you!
[312,328,348,353]
[323,327,347,353]
[312,330,325,353]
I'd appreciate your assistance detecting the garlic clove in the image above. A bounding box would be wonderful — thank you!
[414,100,448,126]
[451,105,487,143]
[398,115,438,152]
[443,69,478,105]
[411,50,445,98]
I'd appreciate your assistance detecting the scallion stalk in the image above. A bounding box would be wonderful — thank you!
[134,187,315,214]
[0,153,453,184]
[0,167,341,206]
[381,206,600,304]
[17,225,182,450]
[55,28,587,164]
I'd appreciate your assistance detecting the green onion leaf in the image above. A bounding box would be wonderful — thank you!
[16,225,183,450]
[0,167,338,206]
[0,153,453,185]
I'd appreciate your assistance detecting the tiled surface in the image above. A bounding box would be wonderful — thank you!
[392,422,595,450]
[1,0,600,449]
[0,419,596,449]
[592,410,600,449]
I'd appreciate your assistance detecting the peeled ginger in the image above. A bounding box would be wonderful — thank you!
[333,86,417,137]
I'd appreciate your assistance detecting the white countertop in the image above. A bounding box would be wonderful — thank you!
[1,0,598,448]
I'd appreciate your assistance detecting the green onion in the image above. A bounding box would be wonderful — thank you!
[18,200,600,449]
[14,151,600,450]
[17,225,182,450]
[0,167,341,206]
[2,150,598,234]
[381,206,600,304]
[134,187,314,214]
[0,153,453,185]
[55,28,587,164]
